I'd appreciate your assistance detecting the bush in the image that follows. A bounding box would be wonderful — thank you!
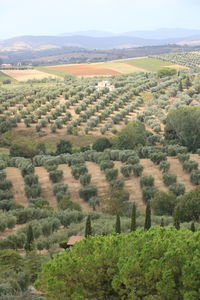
[142,186,156,203]
[105,168,118,182]
[140,176,154,188]
[159,160,170,173]
[56,140,72,154]
[25,184,42,199]
[120,165,133,178]
[24,174,38,186]
[71,165,88,180]
[100,160,114,171]
[190,170,200,185]
[126,155,139,165]
[49,170,63,183]
[92,138,112,152]
[151,191,177,215]
[79,185,98,201]
[174,188,200,222]
[150,152,166,164]
[58,196,81,211]
[169,183,185,196]
[53,184,68,195]
[183,160,198,173]
[109,179,124,189]
[80,173,91,186]
[177,153,190,163]
[0,180,12,190]
[132,164,144,176]
[162,173,177,186]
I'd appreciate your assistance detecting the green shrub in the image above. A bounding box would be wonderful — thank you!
[142,186,156,203]
[169,183,185,196]
[80,173,91,186]
[159,161,170,173]
[151,191,177,215]
[120,165,133,178]
[177,153,190,163]
[24,174,39,186]
[25,184,42,199]
[162,173,177,186]
[92,138,112,152]
[150,152,166,164]
[0,180,12,190]
[100,160,114,171]
[109,179,124,189]
[126,155,139,165]
[79,185,98,201]
[183,160,198,173]
[49,170,63,183]
[105,168,118,182]
[190,170,200,185]
[140,176,154,188]
[53,184,68,195]
[132,164,144,176]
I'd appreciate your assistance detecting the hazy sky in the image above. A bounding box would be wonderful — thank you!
[1,0,200,39]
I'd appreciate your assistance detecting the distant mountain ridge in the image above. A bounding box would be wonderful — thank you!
[1,28,200,51]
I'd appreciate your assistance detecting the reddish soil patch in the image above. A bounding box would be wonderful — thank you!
[6,167,28,207]
[35,167,58,209]
[48,65,121,76]
[0,224,26,239]
[58,164,91,212]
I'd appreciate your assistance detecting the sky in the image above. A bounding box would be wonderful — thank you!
[1,0,200,39]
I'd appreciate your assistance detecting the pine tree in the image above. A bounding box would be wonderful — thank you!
[160,218,164,227]
[190,222,195,232]
[173,213,180,230]
[85,216,92,237]
[144,201,151,230]
[130,202,136,232]
[115,214,121,234]
[24,225,34,252]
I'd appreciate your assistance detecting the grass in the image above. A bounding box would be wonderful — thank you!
[35,66,74,78]
[119,57,171,72]
[0,71,16,83]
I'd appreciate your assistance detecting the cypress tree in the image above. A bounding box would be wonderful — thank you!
[173,213,180,230]
[130,202,136,232]
[115,214,121,234]
[24,225,34,252]
[144,201,151,230]
[85,216,92,237]
[178,80,183,91]
[160,218,164,227]
[190,222,195,232]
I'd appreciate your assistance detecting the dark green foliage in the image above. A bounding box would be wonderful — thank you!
[174,188,200,222]
[92,138,112,152]
[56,140,72,154]
[115,215,121,234]
[115,121,146,150]
[150,152,166,164]
[152,191,177,215]
[53,183,68,196]
[132,164,144,176]
[160,218,164,227]
[49,170,63,183]
[169,183,185,196]
[120,164,133,177]
[177,153,190,163]
[71,165,88,180]
[105,187,129,215]
[80,173,91,186]
[109,179,124,189]
[190,169,200,185]
[162,173,177,186]
[105,168,118,182]
[173,213,180,230]
[159,161,170,173]
[142,186,156,203]
[183,160,198,173]
[37,228,200,299]
[25,185,42,199]
[144,201,151,230]
[157,67,177,78]
[79,185,97,201]
[127,155,139,165]
[190,222,195,232]
[88,196,100,211]
[140,175,154,187]
[100,160,114,171]
[24,225,34,252]
[130,203,136,231]
[0,180,12,190]
[85,216,92,237]
[165,107,200,151]
[24,174,38,186]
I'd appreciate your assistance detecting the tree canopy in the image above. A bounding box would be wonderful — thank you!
[37,228,200,299]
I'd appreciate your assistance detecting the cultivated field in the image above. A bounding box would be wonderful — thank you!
[1,69,61,81]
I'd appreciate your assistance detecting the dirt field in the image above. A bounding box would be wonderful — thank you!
[48,64,121,76]
[1,69,61,82]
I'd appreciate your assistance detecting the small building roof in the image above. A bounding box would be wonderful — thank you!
[67,236,84,246]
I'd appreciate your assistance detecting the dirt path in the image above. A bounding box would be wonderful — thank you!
[86,162,110,205]
[167,157,194,192]
[5,167,28,207]
[58,164,91,212]
[35,167,57,209]
[115,161,146,212]
[140,159,169,192]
